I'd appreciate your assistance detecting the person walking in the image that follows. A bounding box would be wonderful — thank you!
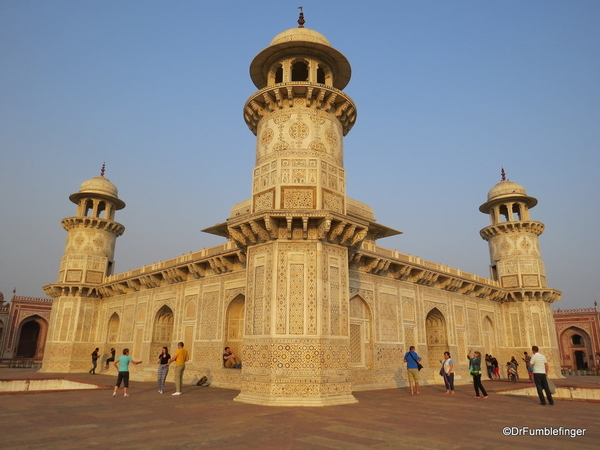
[112,348,142,397]
[467,349,488,398]
[529,346,554,406]
[439,351,455,394]
[157,347,171,394]
[403,346,422,395]
[89,348,99,374]
[167,342,189,396]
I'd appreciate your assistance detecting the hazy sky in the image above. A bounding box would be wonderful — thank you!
[1,1,598,309]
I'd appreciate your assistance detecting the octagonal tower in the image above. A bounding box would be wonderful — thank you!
[205,14,399,406]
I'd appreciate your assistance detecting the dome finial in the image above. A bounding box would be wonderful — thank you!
[297,6,305,28]
[501,167,506,181]
[100,162,106,177]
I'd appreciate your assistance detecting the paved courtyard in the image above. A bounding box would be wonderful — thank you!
[1,369,598,449]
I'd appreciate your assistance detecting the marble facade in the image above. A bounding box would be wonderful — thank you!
[41,20,562,406]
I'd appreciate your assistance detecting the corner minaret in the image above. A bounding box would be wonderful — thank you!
[243,19,354,215]
[479,169,559,301]
[479,170,561,374]
[203,14,398,407]
[56,165,126,289]
[41,166,125,372]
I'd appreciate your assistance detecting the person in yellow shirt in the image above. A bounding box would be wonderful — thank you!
[167,342,189,396]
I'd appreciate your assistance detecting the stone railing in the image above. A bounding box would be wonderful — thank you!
[554,307,598,314]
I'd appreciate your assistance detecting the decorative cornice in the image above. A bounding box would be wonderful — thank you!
[62,217,125,236]
[244,83,356,136]
[480,221,544,240]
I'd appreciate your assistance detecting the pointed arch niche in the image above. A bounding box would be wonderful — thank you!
[482,316,496,356]
[425,308,448,367]
[225,295,245,359]
[151,305,174,359]
[349,296,373,368]
[106,312,120,344]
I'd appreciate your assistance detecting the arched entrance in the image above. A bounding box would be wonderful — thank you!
[574,350,587,370]
[561,326,593,370]
[349,296,372,368]
[16,318,45,359]
[151,305,174,358]
[225,295,245,360]
[425,308,447,368]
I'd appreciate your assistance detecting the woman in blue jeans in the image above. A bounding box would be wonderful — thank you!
[467,349,488,398]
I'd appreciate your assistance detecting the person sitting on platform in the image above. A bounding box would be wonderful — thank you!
[223,347,242,368]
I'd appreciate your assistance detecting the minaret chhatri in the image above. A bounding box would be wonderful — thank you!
[41,165,125,372]
[206,11,398,406]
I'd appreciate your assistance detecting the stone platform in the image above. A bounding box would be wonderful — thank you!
[0,369,598,449]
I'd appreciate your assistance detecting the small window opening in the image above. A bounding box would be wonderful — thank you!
[512,204,521,221]
[291,62,309,81]
[275,66,283,83]
[499,205,509,222]
[84,200,94,217]
[317,67,325,84]
[98,201,106,219]
[572,334,583,345]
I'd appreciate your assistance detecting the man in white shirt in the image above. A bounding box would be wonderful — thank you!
[529,346,554,406]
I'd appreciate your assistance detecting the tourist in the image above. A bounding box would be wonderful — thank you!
[523,351,534,382]
[529,346,554,405]
[510,356,519,379]
[403,345,422,395]
[492,356,500,379]
[167,342,189,396]
[467,349,488,398]
[439,351,454,394]
[223,346,242,368]
[157,346,171,394]
[104,347,116,371]
[112,348,142,397]
[89,348,99,374]
[485,354,493,380]
[506,361,517,382]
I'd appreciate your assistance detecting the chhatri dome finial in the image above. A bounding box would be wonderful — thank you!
[297,6,305,28]
[501,167,506,181]
[101,162,106,177]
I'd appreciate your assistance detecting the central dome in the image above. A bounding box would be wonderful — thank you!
[270,28,331,46]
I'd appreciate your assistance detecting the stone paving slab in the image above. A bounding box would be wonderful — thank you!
[0,369,598,449]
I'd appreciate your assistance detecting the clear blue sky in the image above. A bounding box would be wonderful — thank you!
[1,1,598,309]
